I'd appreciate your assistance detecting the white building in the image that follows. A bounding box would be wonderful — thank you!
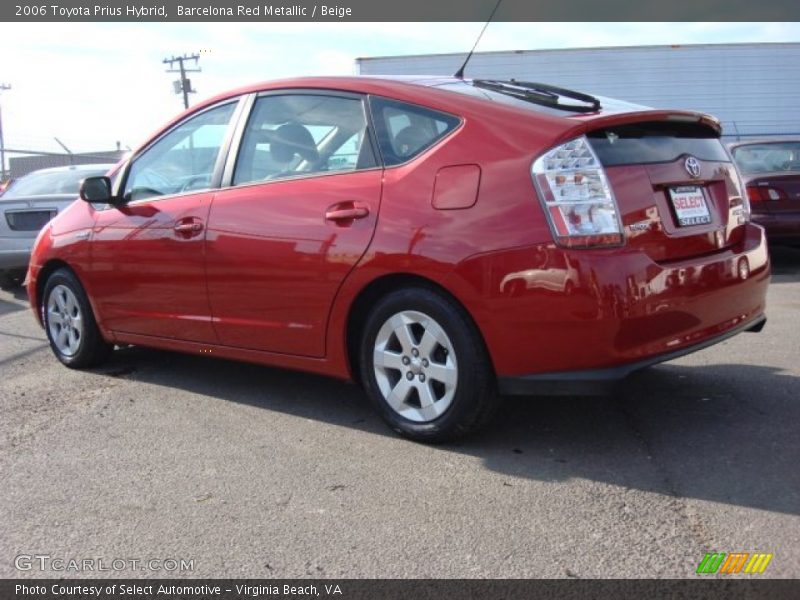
[356,43,800,140]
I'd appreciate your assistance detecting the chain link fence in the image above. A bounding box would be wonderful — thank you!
[3,148,127,180]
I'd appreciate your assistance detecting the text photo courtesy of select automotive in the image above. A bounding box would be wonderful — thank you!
[1,20,799,583]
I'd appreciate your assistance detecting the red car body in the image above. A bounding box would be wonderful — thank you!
[27,76,769,404]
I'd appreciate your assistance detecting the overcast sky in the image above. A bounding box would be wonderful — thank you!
[0,22,798,155]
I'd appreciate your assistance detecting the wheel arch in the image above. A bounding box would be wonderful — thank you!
[343,272,495,384]
[34,259,74,323]
[34,259,107,341]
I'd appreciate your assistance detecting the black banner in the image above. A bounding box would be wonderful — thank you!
[4,579,800,600]
[2,0,800,22]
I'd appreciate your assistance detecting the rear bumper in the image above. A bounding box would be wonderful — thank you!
[0,238,32,270]
[752,211,800,243]
[457,222,770,386]
[498,313,766,395]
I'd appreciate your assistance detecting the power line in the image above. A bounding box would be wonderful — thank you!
[163,54,201,109]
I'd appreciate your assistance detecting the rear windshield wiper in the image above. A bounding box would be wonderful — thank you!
[472,79,602,114]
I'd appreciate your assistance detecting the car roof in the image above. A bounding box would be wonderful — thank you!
[216,75,711,123]
[135,75,720,159]
[211,75,613,112]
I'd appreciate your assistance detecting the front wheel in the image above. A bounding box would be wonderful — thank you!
[42,268,112,368]
[359,287,498,442]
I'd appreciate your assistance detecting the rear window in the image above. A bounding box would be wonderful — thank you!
[3,168,107,198]
[731,142,800,174]
[587,122,729,166]
[369,97,460,166]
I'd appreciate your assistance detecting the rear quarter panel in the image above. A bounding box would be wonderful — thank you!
[325,103,575,375]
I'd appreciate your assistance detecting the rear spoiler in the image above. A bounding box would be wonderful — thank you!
[571,110,722,137]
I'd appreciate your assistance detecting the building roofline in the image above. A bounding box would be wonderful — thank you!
[356,41,800,63]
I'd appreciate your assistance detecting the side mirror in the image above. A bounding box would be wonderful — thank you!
[79,176,115,204]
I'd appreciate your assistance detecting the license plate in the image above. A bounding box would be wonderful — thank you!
[6,210,57,232]
[669,186,711,227]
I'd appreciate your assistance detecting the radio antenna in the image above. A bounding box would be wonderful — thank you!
[454,0,504,79]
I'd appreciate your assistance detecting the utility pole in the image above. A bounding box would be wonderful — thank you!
[163,54,200,109]
[0,83,11,181]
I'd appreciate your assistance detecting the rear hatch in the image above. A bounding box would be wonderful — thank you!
[586,119,747,262]
[442,79,748,260]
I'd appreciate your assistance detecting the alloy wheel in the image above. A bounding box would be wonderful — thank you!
[47,284,84,357]
[372,310,458,422]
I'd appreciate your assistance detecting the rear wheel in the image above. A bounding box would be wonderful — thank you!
[42,268,112,368]
[359,287,497,442]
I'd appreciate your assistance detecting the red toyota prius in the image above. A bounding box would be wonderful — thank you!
[26,76,769,441]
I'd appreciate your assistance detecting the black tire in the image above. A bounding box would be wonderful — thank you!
[42,268,112,368]
[359,286,498,442]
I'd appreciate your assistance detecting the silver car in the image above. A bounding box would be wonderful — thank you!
[0,163,114,288]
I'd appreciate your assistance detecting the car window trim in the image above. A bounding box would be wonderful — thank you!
[220,88,381,188]
[217,166,385,194]
[113,95,250,206]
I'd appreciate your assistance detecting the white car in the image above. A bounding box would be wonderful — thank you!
[0,163,114,288]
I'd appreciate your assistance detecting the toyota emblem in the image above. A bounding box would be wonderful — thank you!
[684,156,701,179]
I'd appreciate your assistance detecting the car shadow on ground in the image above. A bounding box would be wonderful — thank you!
[94,345,800,517]
[0,284,28,316]
[7,245,799,515]
[768,244,800,283]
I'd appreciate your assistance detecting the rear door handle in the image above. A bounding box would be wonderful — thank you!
[325,202,369,222]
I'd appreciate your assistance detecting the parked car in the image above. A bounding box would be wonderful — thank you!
[729,138,800,245]
[26,77,769,441]
[1,163,114,288]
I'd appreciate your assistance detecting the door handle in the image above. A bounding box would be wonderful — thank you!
[325,202,369,222]
[174,219,204,235]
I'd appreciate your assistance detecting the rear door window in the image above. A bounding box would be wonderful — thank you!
[232,94,375,185]
[369,97,460,166]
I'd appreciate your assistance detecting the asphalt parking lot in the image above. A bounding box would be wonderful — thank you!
[1,248,799,579]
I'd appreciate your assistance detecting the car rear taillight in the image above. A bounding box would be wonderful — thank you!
[732,170,751,223]
[747,185,787,203]
[747,186,765,203]
[532,136,623,248]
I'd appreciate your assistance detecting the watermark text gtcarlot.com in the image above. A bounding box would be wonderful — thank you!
[14,554,194,572]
